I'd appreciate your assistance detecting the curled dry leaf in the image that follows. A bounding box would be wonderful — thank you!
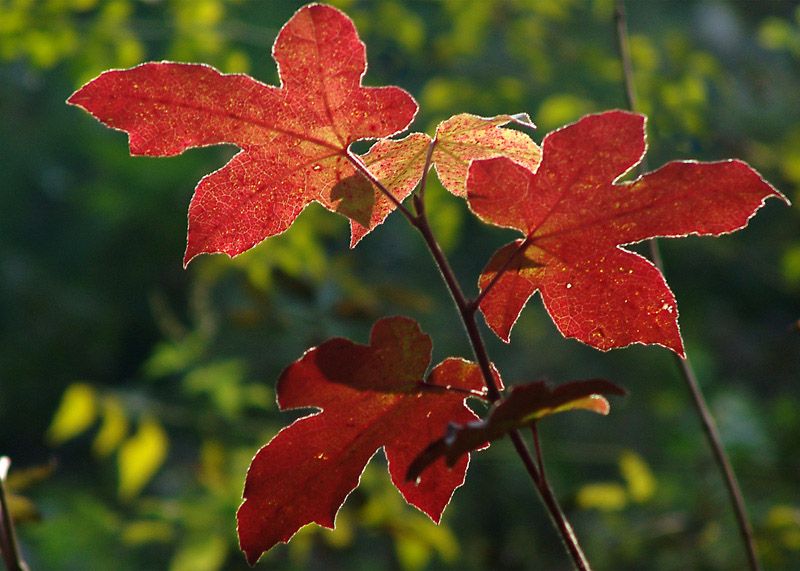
[406,379,627,482]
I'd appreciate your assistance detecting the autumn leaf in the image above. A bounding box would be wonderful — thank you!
[354,113,541,200]
[67,4,418,265]
[468,110,787,354]
[346,113,542,246]
[406,379,626,482]
[236,316,491,565]
[432,113,542,197]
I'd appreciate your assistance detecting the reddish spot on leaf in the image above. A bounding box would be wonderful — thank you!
[236,316,490,565]
[67,4,418,265]
[468,110,788,354]
[406,379,626,482]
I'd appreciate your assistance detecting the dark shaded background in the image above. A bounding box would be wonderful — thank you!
[1,1,798,569]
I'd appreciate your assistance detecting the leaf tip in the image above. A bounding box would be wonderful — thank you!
[182,246,205,268]
[585,395,612,415]
[508,112,537,129]
[65,91,80,108]
[660,333,686,358]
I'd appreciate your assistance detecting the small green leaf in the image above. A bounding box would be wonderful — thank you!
[619,450,656,503]
[575,482,628,511]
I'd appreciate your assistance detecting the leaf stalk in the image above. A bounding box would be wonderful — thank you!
[470,235,534,310]
[345,149,418,224]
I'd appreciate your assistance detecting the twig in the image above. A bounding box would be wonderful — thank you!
[415,137,438,207]
[345,149,418,224]
[470,236,533,310]
[531,423,547,481]
[0,457,28,571]
[614,2,760,569]
[511,430,590,571]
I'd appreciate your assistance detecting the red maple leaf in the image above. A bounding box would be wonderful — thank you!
[66,4,418,265]
[468,110,787,354]
[236,316,491,565]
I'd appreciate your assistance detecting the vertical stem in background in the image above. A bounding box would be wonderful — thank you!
[613,3,760,569]
[0,457,27,571]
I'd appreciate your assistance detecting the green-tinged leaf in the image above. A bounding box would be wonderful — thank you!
[619,450,656,503]
[169,534,228,571]
[143,334,207,379]
[575,482,628,511]
[347,112,542,244]
[120,520,175,546]
[349,133,431,246]
[4,492,40,524]
[4,461,55,492]
[432,113,541,197]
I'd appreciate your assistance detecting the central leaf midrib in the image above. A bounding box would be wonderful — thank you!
[533,181,695,245]
[309,14,348,149]
[124,92,342,152]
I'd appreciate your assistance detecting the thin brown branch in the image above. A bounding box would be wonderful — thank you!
[415,137,438,209]
[531,423,547,481]
[345,148,418,225]
[614,2,759,569]
[510,429,590,571]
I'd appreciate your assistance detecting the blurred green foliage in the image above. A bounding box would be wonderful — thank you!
[1,0,798,569]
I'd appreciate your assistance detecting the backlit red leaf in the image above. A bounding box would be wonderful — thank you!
[236,316,489,565]
[468,110,787,354]
[406,379,626,482]
[67,4,418,265]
